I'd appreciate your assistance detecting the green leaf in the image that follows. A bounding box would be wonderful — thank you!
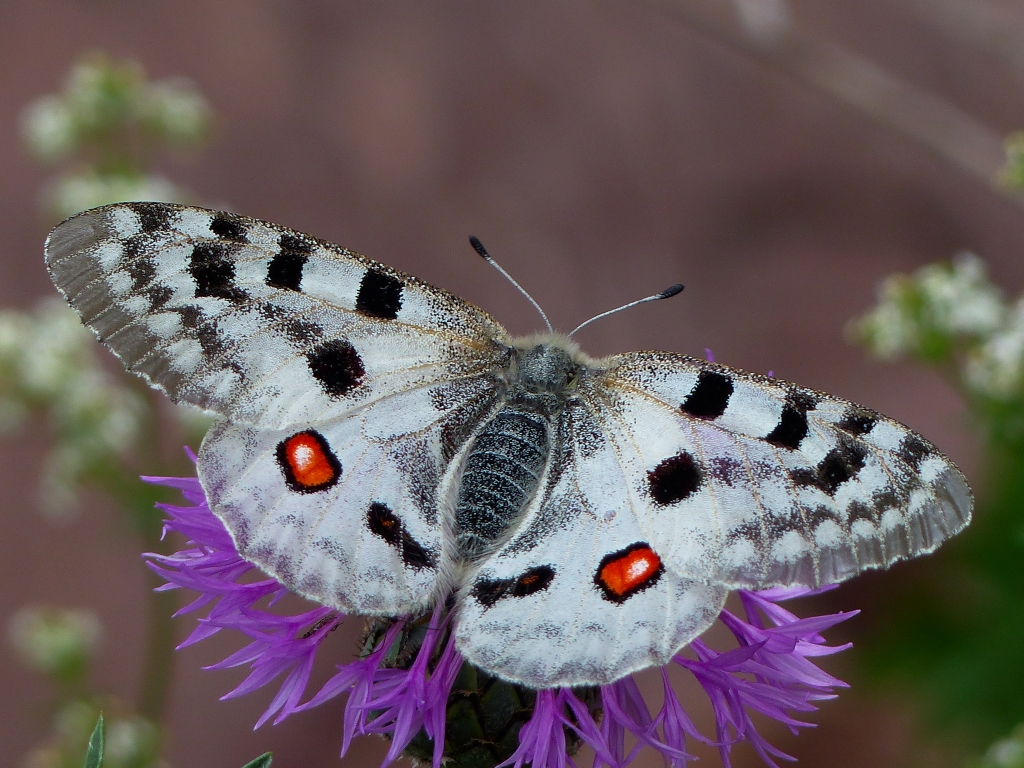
[83,714,104,768]
[241,753,272,768]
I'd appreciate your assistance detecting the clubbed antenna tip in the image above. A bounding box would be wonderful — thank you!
[469,236,553,333]
[469,236,489,260]
[569,282,686,338]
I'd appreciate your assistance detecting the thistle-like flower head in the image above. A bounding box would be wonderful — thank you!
[145,472,855,768]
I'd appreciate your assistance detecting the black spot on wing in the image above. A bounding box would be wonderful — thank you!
[189,242,247,303]
[356,269,404,320]
[872,487,906,511]
[471,565,556,608]
[366,502,437,570]
[256,302,324,345]
[120,227,156,262]
[837,406,878,436]
[209,215,248,241]
[306,339,365,397]
[279,232,313,255]
[766,391,817,450]
[791,436,868,496]
[648,451,703,505]
[806,504,843,528]
[128,256,156,291]
[266,253,307,291]
[897,434,932,471]
[133,203,173,233]
[766,406,809,449]
[145,285,173,311]
[170,306,244,377]
[847,501,877,524]
[681,370,734,419]
[267,233,312,291]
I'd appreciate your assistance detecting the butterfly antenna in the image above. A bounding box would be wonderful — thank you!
[568,283,684,338]
[470,236,553,333]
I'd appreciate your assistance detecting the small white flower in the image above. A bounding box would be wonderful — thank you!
[20,96,77,161]
[921,253,1004,337]
[965,298,1024,399]
[143,78,211,143]
[854,253,1005,360]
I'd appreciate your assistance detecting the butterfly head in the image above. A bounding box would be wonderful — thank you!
[510,335,593,406]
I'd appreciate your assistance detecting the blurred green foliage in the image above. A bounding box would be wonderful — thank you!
[851,253,1024,750]
[6,53,213,768]
[1001,132,1024,194]
[21,51,211,219]
[29,705,160,768]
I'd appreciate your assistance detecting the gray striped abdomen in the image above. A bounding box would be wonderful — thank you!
[456,406,550,555]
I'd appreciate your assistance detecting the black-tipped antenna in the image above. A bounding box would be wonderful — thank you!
[470,236,553,333]
[569,283,684,338]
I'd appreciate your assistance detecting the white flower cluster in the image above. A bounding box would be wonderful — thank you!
[855,253,1024,402]
[0,300,146,518]
[853,253,1005,361]
[21,54,211,161]
[20,53,210,218]
[7,605,102,675]
[965,299,1024,400]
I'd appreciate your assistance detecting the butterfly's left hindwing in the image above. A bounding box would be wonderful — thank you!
[200,376,501,615]
[594,352,973,588]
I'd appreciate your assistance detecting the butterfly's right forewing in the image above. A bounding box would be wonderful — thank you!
[593,352,972,589]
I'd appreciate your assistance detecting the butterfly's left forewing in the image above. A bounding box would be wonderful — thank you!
[45,203,510,428]
[591,352,972,589]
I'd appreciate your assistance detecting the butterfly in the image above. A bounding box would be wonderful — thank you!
[45,202,972,689]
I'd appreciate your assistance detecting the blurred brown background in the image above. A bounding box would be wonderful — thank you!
[2,1,1024,766]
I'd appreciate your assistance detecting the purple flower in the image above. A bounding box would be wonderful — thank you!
[144,472,856,768]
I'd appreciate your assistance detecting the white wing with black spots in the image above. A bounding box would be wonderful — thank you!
[45,202,509,428]
[596,352,972,588]
[199,375,500,615]
[45,202,974,690]
[456,399,726,687]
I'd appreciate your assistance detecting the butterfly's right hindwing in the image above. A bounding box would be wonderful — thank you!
[456,398,727,687]
[45,203,510,428]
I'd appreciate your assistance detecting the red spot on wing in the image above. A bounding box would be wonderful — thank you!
[277,430,340,492]
[596,544,663,603]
